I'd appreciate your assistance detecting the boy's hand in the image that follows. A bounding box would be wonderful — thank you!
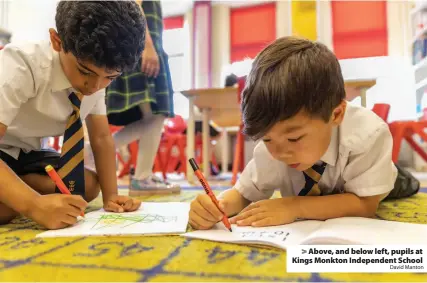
[189,194,226,230]
[30,194,88,230]
[230,197,297,227]
[103,195,141,213]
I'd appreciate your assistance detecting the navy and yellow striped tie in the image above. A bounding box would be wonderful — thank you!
[57,91,85,196]
[298,162,327,196]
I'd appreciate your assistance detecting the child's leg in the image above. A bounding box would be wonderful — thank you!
[134,114,165,180]
[112,104,180,193]
[112,103,166,179]
[0,149,101,225]
[20,168,100,202]
[0,203,19,225]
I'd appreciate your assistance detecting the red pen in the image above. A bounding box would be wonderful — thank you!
[45,165,85,217]
[189,158,232,232]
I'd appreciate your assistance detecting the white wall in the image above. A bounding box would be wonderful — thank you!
[340,56,416,122]
[0,1,10,31]
[8,0,58,43]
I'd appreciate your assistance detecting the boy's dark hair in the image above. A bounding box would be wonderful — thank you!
[241,36,345,140]
[55,0,145,72]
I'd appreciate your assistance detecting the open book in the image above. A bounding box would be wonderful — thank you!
[182,217,427,250]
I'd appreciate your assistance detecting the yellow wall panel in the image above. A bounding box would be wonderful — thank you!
[291,0,317,40]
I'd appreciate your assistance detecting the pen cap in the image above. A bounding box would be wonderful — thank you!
[45,165,54,172]
[188,158,199,171]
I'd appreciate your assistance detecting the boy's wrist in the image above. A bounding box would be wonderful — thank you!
[20,193,41,217]
[218,188,251,217]
[102,191,118,203]
[288,196,303,220]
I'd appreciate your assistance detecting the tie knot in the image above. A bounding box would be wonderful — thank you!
[69,92,83,110]
[303,162,327,183]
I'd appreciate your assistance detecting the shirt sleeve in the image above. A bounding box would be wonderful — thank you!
[343,123,397,197]
[0,45,37,126]
[89,89,107,115]
[234,141,287,202]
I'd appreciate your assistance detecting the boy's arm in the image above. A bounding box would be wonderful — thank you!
[234,123,395,227]
[293,192,387,220]
[218,187,251,217]
[84,114,118,203]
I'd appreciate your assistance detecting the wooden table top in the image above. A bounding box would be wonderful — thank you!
[180,79,377,128]
[181,87,241,128]
[344,79,377,89]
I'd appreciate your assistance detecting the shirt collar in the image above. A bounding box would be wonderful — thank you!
[51,50,73,92]
[320,125,339,166]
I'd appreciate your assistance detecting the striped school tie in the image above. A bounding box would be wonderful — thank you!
[57,91,85,196]
[298,162,327,196]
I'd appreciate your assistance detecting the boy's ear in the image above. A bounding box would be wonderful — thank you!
[49,28,62,52]
[331,100,347,125]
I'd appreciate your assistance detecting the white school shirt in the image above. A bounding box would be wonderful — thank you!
[0,41,106,159]
[235,103,398,201]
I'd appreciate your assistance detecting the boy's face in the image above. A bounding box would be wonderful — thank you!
[49,29,121,96]
[262,101,346,171]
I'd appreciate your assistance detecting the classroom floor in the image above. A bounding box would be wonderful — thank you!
[1,174,427,282]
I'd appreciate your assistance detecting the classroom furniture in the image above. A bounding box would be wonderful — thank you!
[344,78,377,107]
[371,102,427,164]
[181,87,241,183]
[411,2,427,118]
[389,120,427,163]
[156,115,219,178]
[371,103,391,122]
[231,76,246,185]
[181,79,376,183]
[110,115,219,180]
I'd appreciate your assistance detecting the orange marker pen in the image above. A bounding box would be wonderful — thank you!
[189,158,232,232]
[45,165,84,217]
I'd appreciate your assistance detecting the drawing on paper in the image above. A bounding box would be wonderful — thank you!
[239,231,290,242]
[87,214,178,230]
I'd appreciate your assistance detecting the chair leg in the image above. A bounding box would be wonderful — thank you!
[389,123,405,163]
[405,136,427,163]
[117,141,138,178]
[231,128,244,185]
[177,137,187,175]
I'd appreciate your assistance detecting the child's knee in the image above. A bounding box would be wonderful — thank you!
[0,205,19,225]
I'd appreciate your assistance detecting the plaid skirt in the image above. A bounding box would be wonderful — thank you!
[106,47,175,126]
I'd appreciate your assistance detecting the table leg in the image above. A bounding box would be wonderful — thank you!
[186,97,195,183]
[221,128,229,174]
[360,88,367,107]
[202,108,210,178]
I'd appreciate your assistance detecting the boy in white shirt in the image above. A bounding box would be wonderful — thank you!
[0,1,145,229]
[189,36,419,230]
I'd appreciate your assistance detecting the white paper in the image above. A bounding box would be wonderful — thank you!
[183,220,323,249]
[183,217,427,249]
[37,202,190,238]
[303,217,427,245]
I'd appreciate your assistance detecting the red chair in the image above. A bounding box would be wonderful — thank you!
[389,120,427,163]
[231,76,246,185]
[158,115,219,178]
[371,103,390,122]
[160,115,188,177]
[371,103,427,163]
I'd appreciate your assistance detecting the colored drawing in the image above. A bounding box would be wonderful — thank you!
[89,214,178,230]
[36,202,190,238]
